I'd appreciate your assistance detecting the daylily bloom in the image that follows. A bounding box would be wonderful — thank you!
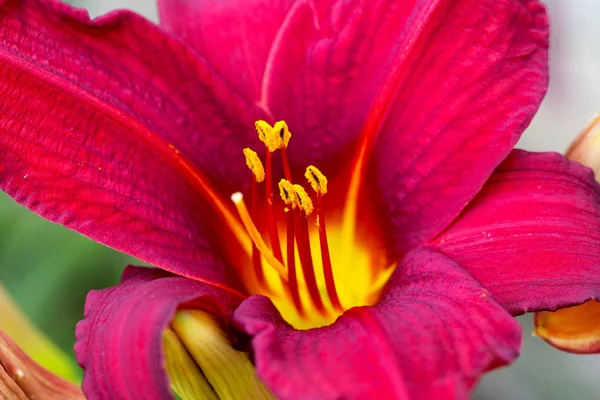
[2,0,600,398]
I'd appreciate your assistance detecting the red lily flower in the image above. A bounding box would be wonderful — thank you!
[1,0,600,398]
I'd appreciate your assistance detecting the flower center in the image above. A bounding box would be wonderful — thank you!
[230,120,393,329]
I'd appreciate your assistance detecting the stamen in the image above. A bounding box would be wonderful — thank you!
[305,167,342,311]
[290,184,325,314]
[243,144,283,269]
[285,210,304,316]
[255,121,284,263]
[231,192,287,281]
[250,122,284,265]
[278,179,304,316]
[274,128,301,313]
[305,165,327,195]
[280,148,293,184]
[249,179,265,284]
[273,121,294,182]
[278,180,296,209]
[291,185,314,216]
[273,121,291,149]
[243,148,265,183]
[255,120,272,146]
[255,120,279,152]
[264,152,284,263]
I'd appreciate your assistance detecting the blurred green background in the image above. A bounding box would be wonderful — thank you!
[0,190,137,373]
[1,0,599,399]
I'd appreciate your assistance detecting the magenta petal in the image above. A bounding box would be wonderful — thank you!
[234,247,521,400]
[157,0,294,100]
[263,0,548,182]
[434,150,600,315]
[372,0,549,254]
[75,266,243,400]
[0,0,263,281]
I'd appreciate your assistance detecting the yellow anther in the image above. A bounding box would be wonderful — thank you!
[242,148,265,183]
[273,121,291,149]
[304,166,328,195]
[255,120,279,153]
[278,179,297,209]
[255,120,272,144]
[292,184,314,216]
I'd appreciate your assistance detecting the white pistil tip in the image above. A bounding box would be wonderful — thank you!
[231,192,244,203]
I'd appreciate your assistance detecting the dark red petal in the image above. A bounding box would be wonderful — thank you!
[0,0,262,281]
[372,0,549,255]
[157,0,294,101]
[433,150,600,315]
[234,247,521,400]
[262,0,547,187]
[75,266,243,400]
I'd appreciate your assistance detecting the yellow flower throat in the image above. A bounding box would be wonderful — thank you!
[229,120,393,329]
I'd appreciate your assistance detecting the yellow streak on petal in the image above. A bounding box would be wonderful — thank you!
[163,328,219,400]
[0,284,80,382]
[259,223,391,330]
[171,310,275,400]
[336,141,370,277]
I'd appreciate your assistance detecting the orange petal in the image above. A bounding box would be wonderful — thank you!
[535,300,600,353]
[0,331,84,399]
